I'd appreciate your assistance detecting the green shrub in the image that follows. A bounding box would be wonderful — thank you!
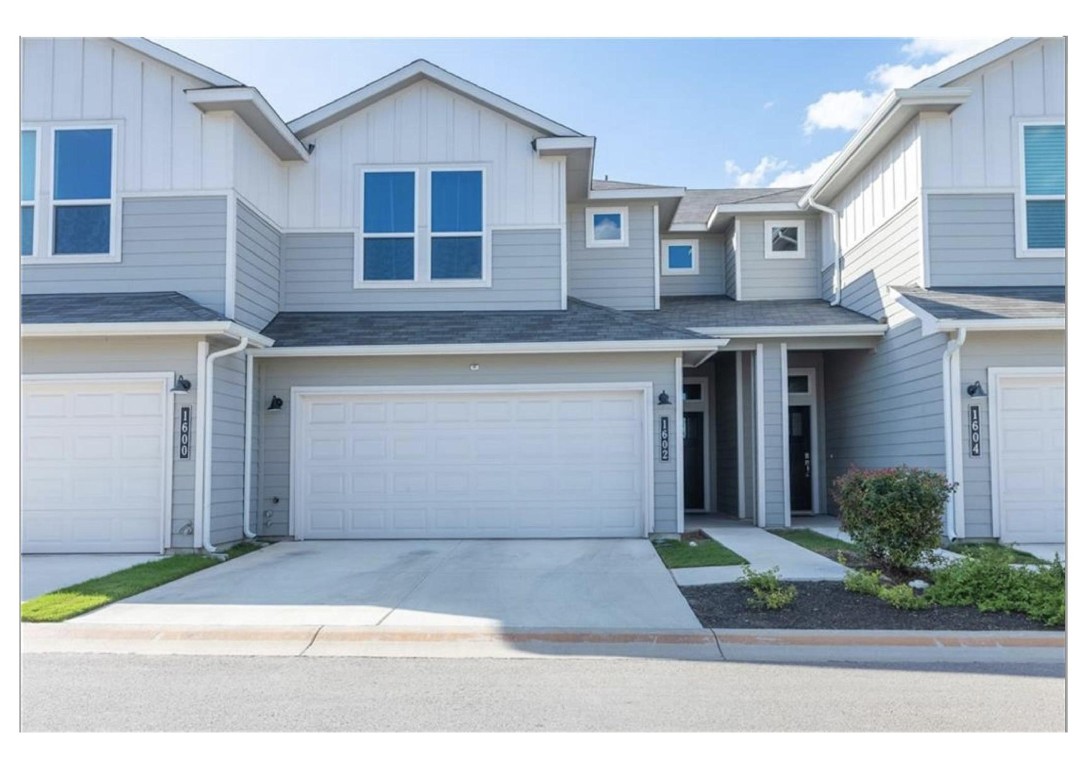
[833,466,955,571]
[739,565,797,610]
[878,583,927,610]
[927,549,1065,626]
[843,568,883,596]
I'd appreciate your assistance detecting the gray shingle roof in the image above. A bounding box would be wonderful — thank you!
[591,179,674,191]
[262,298,709,347]
[894,286,1066,321]
[638,295,883,331]
[672,187,808,227]
[22,292,226,324]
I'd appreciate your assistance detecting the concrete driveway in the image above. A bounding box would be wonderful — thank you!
[70,539,701,630]
[22,555,164,601]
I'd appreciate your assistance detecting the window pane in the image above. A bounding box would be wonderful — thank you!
[1024,125,1066,196]
[682,383,702,402]
[771,226,799,251]
[363,172,414,233]
[21,206,34,256]
[788,375,809,394]
[668,244,693,269]
[592,213,623,241]
[432,170,482,233]
[363,237,414,280]
[54,204,110,254]
[1026,200,1066,249]
[54,129,112,200]
[21,130,36,202]
[431,237,483,279]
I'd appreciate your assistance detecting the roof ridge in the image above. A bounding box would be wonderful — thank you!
[567,297,709,339]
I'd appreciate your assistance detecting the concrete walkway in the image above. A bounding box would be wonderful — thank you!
[671,526,850,586]
[22,554,165,601]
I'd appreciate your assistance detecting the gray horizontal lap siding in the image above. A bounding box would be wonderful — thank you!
[281,229,562,311]
[739,215,822,300]
[235,202,281,330]
[21,196,228,315]
[661,234,727,296]
[959,331,1066,539]
[839,199,920,320]
[724,220,737,299]
[567,202,656,310]
[821,264,835,302]
[21,336,202,550]
[210,343,247,547]
[928,194,1065,288]
[254,353,680,538]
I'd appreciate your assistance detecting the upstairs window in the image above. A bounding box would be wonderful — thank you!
[585,206,628,248]
[661,239,699,275]
[20,129,36,256]
[52,127,115,256]
[765,220,806,260]
[362,170,416,280]
[430,169,484,280]
[1020,123,1066,256]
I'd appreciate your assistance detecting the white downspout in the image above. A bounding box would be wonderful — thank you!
[807,200,842,306]
[942,327,967,541]
[202,336,251,553]
[241,351,257,539]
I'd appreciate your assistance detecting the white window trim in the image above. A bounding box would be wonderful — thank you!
[20,126,40,259]
[21,122,122,264]
[354,165,491,289]
[1014,117,1066,259]
[585,206,629,248]
[661,238,700,275]
[426,166,489,285]
[764,219,806,260]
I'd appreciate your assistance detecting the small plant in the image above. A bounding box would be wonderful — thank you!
[843,567,883,596]
[878,583,927,610]
[834,465,955,571]
[927,548,1065,626]
[739,565,797,610]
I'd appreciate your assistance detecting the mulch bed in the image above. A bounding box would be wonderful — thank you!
[680,581,1059,631]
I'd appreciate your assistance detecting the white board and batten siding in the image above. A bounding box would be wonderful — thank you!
[737,214,822,300]
[285,79,565,231]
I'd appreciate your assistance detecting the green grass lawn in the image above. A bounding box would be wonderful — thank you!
[770,528,862,558]
[653,537,748,568]
[21,542,266,623]
[946,542,1046,565]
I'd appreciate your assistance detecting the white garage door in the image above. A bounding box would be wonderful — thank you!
[22,378,169,554]
[294,387,650,539]
[994,373,1065,544]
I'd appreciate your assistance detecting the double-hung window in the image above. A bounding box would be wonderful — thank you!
[52,126,116,256]
[430,169,484,280]
[361,170,417,280]
[1020,122,1066,256]
[20,129,37,256]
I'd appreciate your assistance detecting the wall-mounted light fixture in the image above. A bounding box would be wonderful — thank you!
[469,363,480,371]
[966,381,988,398]
[657,390,671,406]
[171,375,192,392]
[267,395,284,411]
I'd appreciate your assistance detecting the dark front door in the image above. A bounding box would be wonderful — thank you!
[789,405,813,512]
[684,412,705,510]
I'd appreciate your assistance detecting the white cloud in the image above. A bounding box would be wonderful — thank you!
[763,100,775,110]
[803,37,1004,134]
[724,156,788,187]
[724,152,839,188]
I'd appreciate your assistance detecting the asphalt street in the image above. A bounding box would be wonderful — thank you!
[21,654,1065,731]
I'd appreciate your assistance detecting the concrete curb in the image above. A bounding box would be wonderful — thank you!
[21,623,1065,663]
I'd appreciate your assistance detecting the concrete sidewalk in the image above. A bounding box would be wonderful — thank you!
[672,526,850,586]
[22,554,165,601]
[21,622,1065,664]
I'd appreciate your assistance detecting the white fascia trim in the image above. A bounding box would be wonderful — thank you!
[708,202,805,225]
[22,322,275,347]
[534,136,596,154]
[801,88,971,207]
[186,87,310,161]
[251,339,724,358]
[589,187,685,201]
[892,290,1065,335]
[689,324,888,338]
[289,60,582,138]
[114,38,242,87]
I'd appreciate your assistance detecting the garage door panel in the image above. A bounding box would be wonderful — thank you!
[297,388,648,539]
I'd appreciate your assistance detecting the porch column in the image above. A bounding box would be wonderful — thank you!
[755,341,790,528]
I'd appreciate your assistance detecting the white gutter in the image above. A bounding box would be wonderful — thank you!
[892,290,1066,336]
[21,321,274,347]
[201,336,251,553]
[250,339,723,358]
[241,353,257,539]
[806,200,843,306]
[942,327,967,540]
[689,324,887,338]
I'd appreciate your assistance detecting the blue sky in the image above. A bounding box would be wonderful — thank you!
[157,37,1002,190]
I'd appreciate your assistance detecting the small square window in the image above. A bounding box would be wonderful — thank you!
[788,375,809,394]
[662,240,700,275]
[682,383,703,402]
[765,220,806,260]
[585,207,628,248]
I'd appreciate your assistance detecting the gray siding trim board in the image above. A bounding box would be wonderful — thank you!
[282,229,562,311]
[568,202,656,310]
[21,196,229,315]
[927,194,1066,288]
